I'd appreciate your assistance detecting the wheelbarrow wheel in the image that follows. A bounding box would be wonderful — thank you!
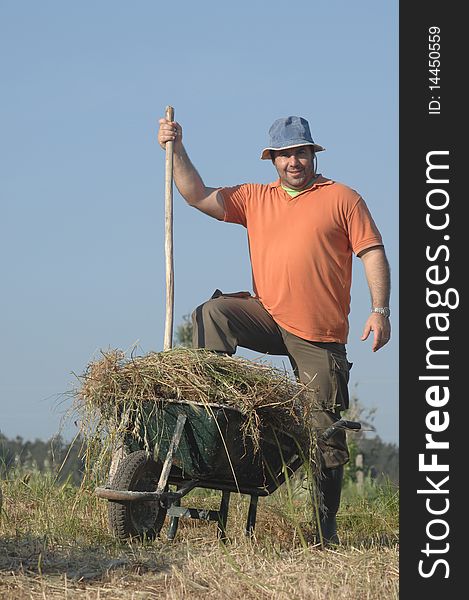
[108,450,167,541]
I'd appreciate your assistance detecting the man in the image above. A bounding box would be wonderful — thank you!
[157,114,391,544]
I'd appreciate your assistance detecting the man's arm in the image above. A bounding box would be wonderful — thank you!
[158,118,225,220]
[358,246,391,352]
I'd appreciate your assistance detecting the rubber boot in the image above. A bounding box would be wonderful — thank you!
[317,465,343,546]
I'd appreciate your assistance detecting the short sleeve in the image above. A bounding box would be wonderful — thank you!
[220,185,249,227]
[347,197,384,255]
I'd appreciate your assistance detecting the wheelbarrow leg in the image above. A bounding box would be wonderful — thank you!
[216,490,230,542]
[246,495,258,537]
[167,487,180,541]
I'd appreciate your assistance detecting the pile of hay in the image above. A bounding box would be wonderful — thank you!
[73,347,321,480]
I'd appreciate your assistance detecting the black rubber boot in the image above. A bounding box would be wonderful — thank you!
[317,465,343,546]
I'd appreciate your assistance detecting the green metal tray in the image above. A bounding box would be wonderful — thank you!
[123,399,304,495]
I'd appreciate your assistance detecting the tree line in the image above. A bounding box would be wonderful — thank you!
[0,433,85,486]
[0,429,397,486]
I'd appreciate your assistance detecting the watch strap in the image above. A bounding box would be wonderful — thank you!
[371,307,391,318]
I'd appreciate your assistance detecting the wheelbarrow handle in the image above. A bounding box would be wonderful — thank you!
[320,419,361,441]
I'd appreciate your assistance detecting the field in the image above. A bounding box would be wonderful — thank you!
[0,471,398,599]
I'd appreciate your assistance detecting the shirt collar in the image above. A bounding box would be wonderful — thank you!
[269,174,334,190]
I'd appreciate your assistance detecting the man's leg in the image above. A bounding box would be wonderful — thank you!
[280,329,352,545]
[192,292,287,355]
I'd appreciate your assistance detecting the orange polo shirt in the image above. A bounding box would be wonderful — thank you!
[220,176,383,343]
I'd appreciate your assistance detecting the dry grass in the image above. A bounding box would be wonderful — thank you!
[73,347,319,453]
[0,539,399,599]
[77,348,306,412]
[0,473,399,599]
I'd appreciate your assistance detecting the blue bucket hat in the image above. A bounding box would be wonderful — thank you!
[260,115,325,160]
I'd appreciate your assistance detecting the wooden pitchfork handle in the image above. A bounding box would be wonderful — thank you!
[164,105,175,351]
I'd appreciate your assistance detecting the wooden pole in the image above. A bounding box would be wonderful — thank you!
[164,105,175,351]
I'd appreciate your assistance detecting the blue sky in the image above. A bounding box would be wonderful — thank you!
[0,1,398,444]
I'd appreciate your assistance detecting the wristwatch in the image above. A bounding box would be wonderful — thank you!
[371,307,391,318]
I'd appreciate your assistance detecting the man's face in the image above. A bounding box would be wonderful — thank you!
[272,146,315,190]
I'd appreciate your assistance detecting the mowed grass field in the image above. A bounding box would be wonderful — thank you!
[0,472,398,599]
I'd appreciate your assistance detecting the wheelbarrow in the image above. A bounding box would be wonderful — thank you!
[95,399,360,542]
